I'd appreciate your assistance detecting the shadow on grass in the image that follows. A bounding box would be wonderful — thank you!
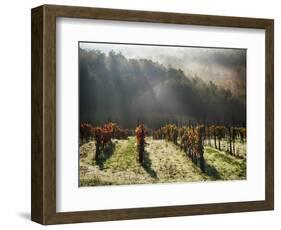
[142,151,158,179]
[204,162,221,180]
[96,142,115,170]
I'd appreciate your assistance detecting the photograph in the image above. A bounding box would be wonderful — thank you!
[78,42,247,187]
[30,4,274,224]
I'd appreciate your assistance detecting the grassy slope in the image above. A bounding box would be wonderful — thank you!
[80,137,246,186]
[204,146,246,180]
[208,139,247,159]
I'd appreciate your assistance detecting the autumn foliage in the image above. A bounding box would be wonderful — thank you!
[81,121,246,171]
[80,122,129,161]
[135,124,146,164]
[153,124,205,172]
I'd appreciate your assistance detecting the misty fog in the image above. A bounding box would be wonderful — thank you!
[79,43,246,129]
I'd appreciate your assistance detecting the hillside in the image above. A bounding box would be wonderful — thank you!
[79,137,246,186]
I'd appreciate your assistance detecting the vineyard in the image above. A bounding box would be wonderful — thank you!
[79,122,246,186]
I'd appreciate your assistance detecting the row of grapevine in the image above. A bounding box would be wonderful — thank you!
[153,124,178,144]
[154,124,246,156]
[93,123,114,161]
[80,122,130,142]
[81,121,246,168]
[81,122,148,165]
[153,124,205,172]
[80,122,129,161]
[205,125,246,157]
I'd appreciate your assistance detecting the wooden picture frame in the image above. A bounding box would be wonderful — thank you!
[31,4,274,225]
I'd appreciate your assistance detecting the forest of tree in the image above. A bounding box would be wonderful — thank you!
[79,48,246,129]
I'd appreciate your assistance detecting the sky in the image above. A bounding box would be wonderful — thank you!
[79,42,246,96]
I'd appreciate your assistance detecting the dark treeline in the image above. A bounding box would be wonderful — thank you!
[79,48,246,129]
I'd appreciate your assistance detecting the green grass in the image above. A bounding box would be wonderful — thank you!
[204,146,246,180]
[144,137,209,183]
[103,137,140,172]
[79,137,246,186]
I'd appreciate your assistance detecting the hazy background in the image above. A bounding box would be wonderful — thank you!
[79,42,246,129]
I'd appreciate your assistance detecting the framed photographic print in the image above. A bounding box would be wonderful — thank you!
[31,4,274,225]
